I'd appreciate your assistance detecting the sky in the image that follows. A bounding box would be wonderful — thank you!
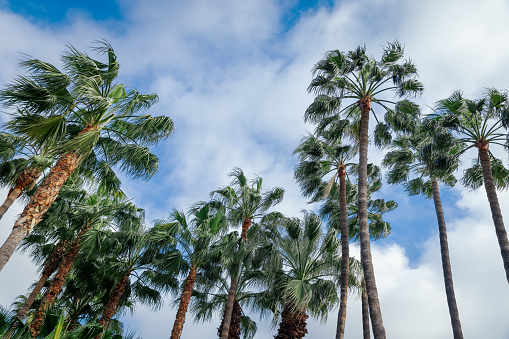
[0,0,509,338]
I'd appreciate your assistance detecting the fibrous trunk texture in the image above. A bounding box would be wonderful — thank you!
[17,240,68,321]
[361,277,370,339]
[218,299,241,339]
[170,265,197,339]
[274,302,308,339]
[431,178,464,339]
[95,272,131,339]
[477,143,509,283]
[219,275,238,339]
[358,103,386,339]
[335,169,349,339]
[30,227,88,337]
[240,218,252,242]
[0,169,40,221]
[0,124,94,272]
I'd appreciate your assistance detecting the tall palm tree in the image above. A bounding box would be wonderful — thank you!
[383,120,464,338]
[306,42,423,339]
[436,89,509,283]
[319,168,395,338]
[207,168,284,339]
[293,130,356,339]
[151,204,224,339]
[0,41,174,271]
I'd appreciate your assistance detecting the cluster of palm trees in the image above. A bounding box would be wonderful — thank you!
[0,39,508,339]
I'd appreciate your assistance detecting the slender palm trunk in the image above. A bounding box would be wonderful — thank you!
[358,102,386,338]
[17,240,68,320]
[240,218,252,242]
[0,169,40,221]
[95,272,131,339]
[4,240,67,339]
[218,299,241,339]
[274,302,309,339]
[219,274,238,339]
[336,168,349,339]
[30,227,88,337]
[431,178,464,338]
[170,265,197,339]
[477,143,509,283]
[361,277,370,339]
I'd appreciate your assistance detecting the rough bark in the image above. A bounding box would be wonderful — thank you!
[477,143,509,283]
[95,272,131,338]
[240,218,252,243]
[218,299,241,339]
[0,169,40,221]
[274,302,308,339]
[16,239,68,321]
[219,275,238,339]
[30,227,88,337]
[0,124,94,272]
[357,102,386,339]
[361,277,370,339]
[431,178,464,339]
[170,265,197,339]
[335,168,349,339]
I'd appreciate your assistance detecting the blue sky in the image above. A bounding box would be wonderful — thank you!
[1,0,509,338]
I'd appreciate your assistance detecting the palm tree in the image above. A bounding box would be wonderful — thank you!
[306,42,423,339]
[261,213,359,339]
[293,130,356,339]
[207,168,284,339]
[82,210,178,339]
[383,120,464,338]
[0,41,174,271]
[189,226,265,339]
[151,204,224,339]
[29,193,142,337]
[436,89,509,283]
[0,132,51,221]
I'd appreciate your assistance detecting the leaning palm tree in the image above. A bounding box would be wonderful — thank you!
[293,129,356,339]
[0,132,53,221]
[0,41,174,271]
[306,42,423,339]
[383,120,464,338]
[436,89,509,283]
[29,193,142,337]
[151,204,224,339]
[81,211,179,339]
[206,168,284,339]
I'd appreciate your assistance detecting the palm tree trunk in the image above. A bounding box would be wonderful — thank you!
[361,277,370,339]
[477,143,509,283]
[336,168,349,339]
[95,271,131,339]
[170,265,197,339]
[16,239,68,321]
[218,298,242,339]
[0,169,40,221]
[240,218,252,242]
[219,275,238,339]
[0,125,94,272]
[358,101,386,338]
[431,178,464,339]
[30,227,88,337]
[274,302,309,339]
